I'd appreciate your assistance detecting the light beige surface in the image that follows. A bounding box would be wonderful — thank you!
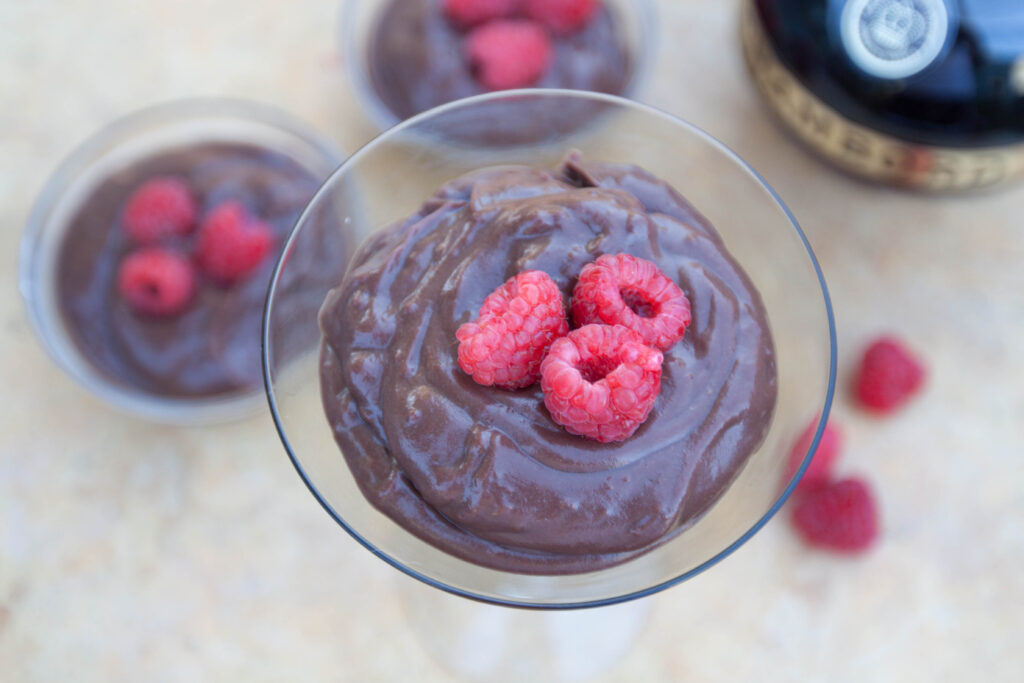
[1,1,1022,681]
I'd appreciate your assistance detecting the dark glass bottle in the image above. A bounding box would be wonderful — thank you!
[741,0,1024,190]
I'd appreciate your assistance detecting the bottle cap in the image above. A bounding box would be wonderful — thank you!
[836,0,958,79]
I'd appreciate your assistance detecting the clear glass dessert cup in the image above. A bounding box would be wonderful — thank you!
[340,0,658,130]
[263,89,837,609]
[19,98,344,425]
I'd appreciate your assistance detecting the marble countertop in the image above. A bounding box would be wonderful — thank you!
[1,1,1021,680]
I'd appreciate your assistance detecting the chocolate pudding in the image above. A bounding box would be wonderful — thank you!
[319,154,777,574]
[58,143,346,399]
[368,0,632,120]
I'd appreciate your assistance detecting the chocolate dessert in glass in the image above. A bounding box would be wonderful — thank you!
[342,0,656,128]
[264,90,837,606]
[20,99,346,424]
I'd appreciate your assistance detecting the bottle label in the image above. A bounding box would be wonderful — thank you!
[741,1,1024,191]
[839,0,952,79]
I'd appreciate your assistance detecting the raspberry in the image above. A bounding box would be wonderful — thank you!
[194,201,274,283]
[571,254,691,352]
[117,248,196,317]
[443,0,521,28]
[122,177,197,244]
[791,478,879,553]
[784,418,843,494]
[523,0,598,34]
[854,336,926,413]
[456,270,569,389]
[464,20,553,91]
[540,324,663,443]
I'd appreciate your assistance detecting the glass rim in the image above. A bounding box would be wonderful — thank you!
[262,88,838,609]
[338,0,660,131]
[19,96,345,425]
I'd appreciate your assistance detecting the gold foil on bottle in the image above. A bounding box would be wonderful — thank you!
[740,1,1024,191]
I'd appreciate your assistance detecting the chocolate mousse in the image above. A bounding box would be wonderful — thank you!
[367,0,632,120]
[58,143,346,399]
[319,154,777,574]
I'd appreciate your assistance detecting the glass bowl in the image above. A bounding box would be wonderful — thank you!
[20,98,344,425]
[341,0,657,130]
[263,90,836,608]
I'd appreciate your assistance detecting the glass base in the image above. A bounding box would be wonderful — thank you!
[397,575,650,681]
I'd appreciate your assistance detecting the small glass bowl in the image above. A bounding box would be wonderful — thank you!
[264,90,837,608]
[341,0,658,130]
[19,98,344,425]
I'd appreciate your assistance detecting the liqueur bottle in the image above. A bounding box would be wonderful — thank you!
[741,0,1024,190]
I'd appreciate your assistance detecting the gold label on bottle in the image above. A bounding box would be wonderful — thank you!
[740,1,1024,191]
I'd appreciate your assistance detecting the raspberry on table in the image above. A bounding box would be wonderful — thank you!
[540,324,663,443]
[791,477,879,553]
[122,177,197,244]
[854,336,926,413]
[443,0,521,28]
[117,248,196,317]
[464,20,553,91]
[523,0,598,34]
[194,201,274,284]
[784,418,843,494]
[456,270,569,389]
[571,253,691,351]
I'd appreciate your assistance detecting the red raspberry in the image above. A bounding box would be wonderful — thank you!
[464,20,553,91]
[443,0,521,28]
[791,477,879,553]
[122,177,197,244]
[456,270,569,389]
[854,336,926,413]
[540,324,663,443]
[571,254,691,352]
[784,418,843,494]
[523,0,598,34]
[117,248,196,317]
[194,201,274,283]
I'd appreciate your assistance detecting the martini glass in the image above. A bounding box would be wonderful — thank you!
[263,89,835,675]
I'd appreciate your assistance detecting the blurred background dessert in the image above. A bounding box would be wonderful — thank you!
[343,0,655,127]
[20,100,345,423]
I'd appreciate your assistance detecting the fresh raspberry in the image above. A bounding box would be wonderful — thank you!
[443,0,521,28]
[464,20,553,91]
[194,201,274,283]
[571,254,691,352]
[457,270,569,389]
[784,418,843,494]
[540,324,663,443]
[117,248,196,317]
[523,0,598,34]
[791,477,879,553]
[854,336,926,413]
[121,177,197,244]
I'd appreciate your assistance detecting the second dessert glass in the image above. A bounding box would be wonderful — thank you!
[20,98,344,425]
[263,90,836,609]
[340,0,658,130]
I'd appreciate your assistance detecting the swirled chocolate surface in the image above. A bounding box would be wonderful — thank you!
[319,155,776,574]
[367,0,632,120]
